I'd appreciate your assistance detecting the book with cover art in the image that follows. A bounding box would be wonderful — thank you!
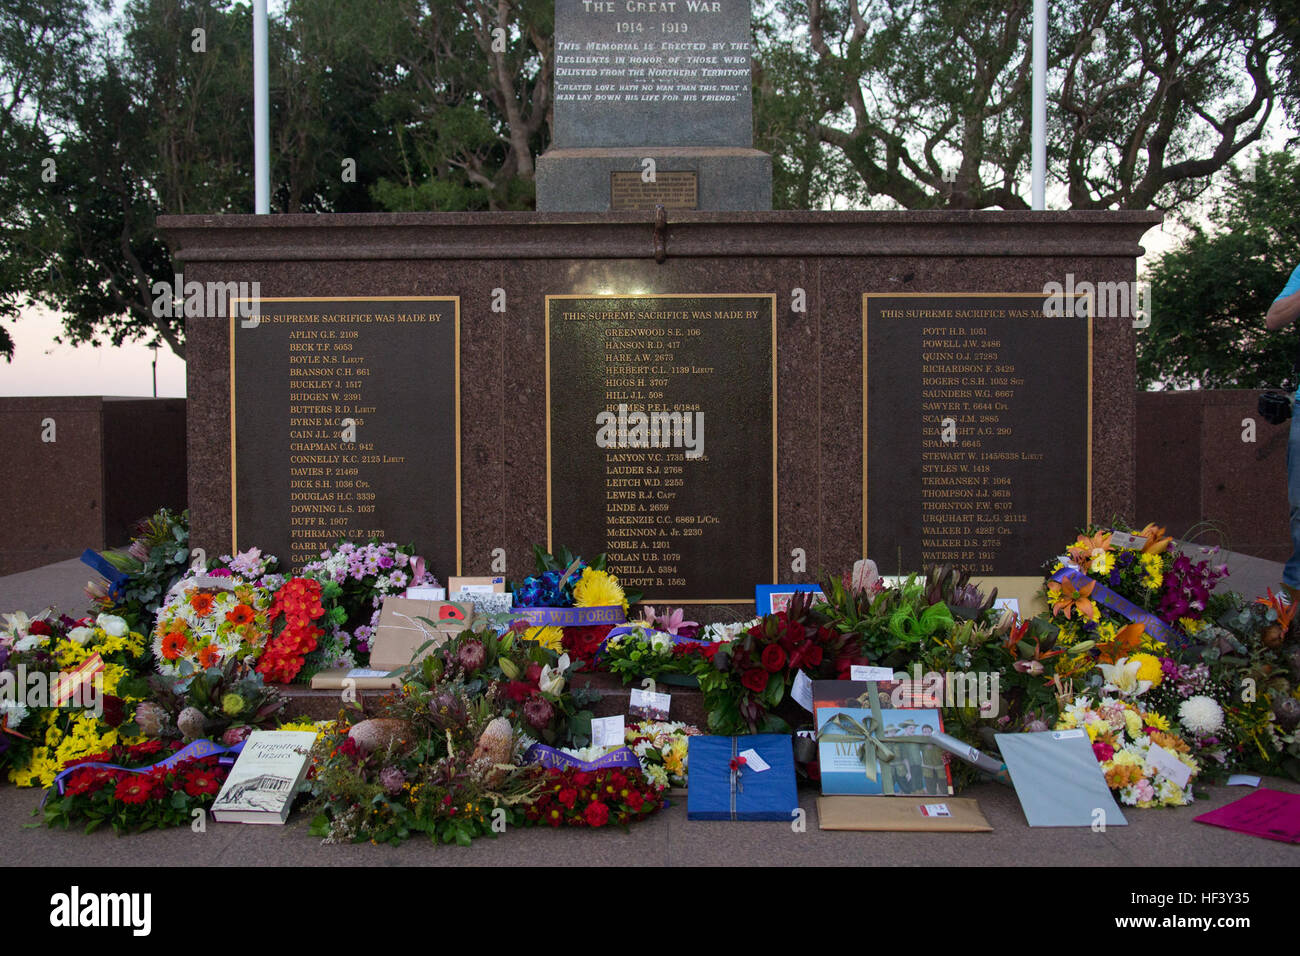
[211,730,317,824]
[812,679,953,797]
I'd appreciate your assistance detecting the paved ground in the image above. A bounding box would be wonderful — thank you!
[2,774,1296,866]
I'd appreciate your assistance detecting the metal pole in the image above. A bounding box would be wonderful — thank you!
[254,0,270,214]
[1031,0,1046,209]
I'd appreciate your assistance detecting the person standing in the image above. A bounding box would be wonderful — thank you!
[1267,264,1300,606]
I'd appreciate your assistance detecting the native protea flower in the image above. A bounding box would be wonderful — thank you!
[456,639,486,673]
[379,766,406,795]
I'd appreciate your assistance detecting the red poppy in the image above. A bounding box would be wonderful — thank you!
[584,801,610,827]
[114,777,152,805]
[225,603,256,627]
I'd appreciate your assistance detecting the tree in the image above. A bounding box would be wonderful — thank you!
[1137,151,1300,390]
[756,0,1288,210]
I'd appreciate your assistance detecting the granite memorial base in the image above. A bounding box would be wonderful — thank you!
[536,147,772,212]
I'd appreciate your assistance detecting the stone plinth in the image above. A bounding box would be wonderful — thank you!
[159,209,1158,595]
[535,147,771,212]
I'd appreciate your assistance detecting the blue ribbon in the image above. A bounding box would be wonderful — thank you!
[80,549,131,601]
[1050,566,1183,647]
[48,738,245,800]
[522,743,640,771]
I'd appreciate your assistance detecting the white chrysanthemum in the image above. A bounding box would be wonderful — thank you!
[1178,695,1225,735]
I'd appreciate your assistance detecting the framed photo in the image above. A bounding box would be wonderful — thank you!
[755,584,825,615]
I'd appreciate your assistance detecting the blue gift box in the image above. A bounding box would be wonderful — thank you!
[686,734,798,821]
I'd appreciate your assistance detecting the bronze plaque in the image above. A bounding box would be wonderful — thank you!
[546,294,775,603]
[231,297,460,577]
[864,293,1091,575]
[610,171,699,211]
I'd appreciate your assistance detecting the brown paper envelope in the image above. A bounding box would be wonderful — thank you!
[309,668,400,690]
[369,598,474,671]
[816,796,992,832]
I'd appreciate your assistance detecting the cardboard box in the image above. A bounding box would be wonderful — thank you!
[368,597,474,672]
[816,796,992,832]
[449,576,506,593]
[309,667,400,691]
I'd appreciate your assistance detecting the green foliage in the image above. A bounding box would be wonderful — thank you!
[94,508,191,633]
[1138,152,1300,389]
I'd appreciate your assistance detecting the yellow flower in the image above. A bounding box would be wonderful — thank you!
[1130,653,1163,687]
[1123,709,1143,738]
[1084,721,1100,741]
[1179,617,1205,635]
[1144,711,1170,732]
[573,568,628,612]
[524,626,564,652]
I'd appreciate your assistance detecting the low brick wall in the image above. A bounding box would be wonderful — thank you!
[0,398,187,575]
[1135,390,1289,562]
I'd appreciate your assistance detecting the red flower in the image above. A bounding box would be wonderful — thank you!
[558,787,578,808]
[584,801,610,827]
[113,776,152,805]
[761,644,786,673]
[1093,741,1116,763]
[225,603,256,627]
[626,789,644,811]
[64,768,104,796]
[127,739,164,760]
[525,662,543,684]
[183,768,223,797]
[741,669,769,693]
[573,771,593,788]
[501,680,535,703]
[29,620,53,636]
[188,592,215,616]
[161,631,188,660]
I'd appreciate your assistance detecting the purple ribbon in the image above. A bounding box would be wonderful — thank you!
[1050,566,1183,647]
[48,738,245,798]
[603,625,715,649]
[522,743,641,771]
[510,605,626,627]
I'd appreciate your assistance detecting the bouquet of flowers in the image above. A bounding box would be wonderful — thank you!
[2,612,152,787]
[522,764,665,829]
[136,656,288,747]
[1056,695,1200,807]
[511,544,635,611]
[299,541,436,672]
[603,626,719,684]
[151,580,273,678]
[625,720,701,788]
[257,577,329,684]
[83,508,192,633]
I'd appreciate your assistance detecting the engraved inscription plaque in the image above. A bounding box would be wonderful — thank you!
[864,293,1090,575]
[547,294,775,602]
[231,297,461,578]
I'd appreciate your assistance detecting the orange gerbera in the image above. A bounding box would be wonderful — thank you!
[161,631,188,660]
[1097,621,1146,664]
[1137,523,1173,554]
[225,603,255,627]
[197,644,221,668]
[1049,576,1098,620]
[189,592,215,616]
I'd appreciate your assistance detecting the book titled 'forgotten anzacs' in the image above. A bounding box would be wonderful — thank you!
[211,730,317,824]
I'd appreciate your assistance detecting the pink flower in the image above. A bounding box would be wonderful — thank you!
[1092,740,1115,762]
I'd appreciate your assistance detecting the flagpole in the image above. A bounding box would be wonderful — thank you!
[254,0,270,214]
[1031,0,1046,209]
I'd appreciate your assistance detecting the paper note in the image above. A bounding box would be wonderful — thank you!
[346,668,392,679]
[405,586,446,600]
[629,687,671,719]
[591,715,625,749]
[993,598,1020,615]
[920,803,951,817]
[738,748,770,772]
[1147,743,1192,789]
[1108,531,1147,550]
[1052,729,1086,740]
[850,665,895,682]
[1195,789,1300,843]
[792,670,813,712]
[1227,774,1261,787]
